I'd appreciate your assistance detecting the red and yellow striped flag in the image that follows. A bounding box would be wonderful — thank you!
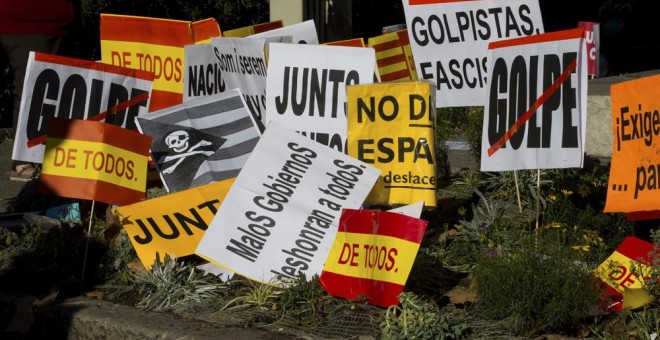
[319,208,427,307]
[595,236,655,311]
[368,29,417,82]
[100,14,221,111]
[40,118,152,206]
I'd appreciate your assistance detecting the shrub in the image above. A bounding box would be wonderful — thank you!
[471,235,602,336]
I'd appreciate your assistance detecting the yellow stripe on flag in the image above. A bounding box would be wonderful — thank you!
[101,41,184,93]
[322,231,419,285]
[375,48,404,60]
[596,251,651,292]
[380,63,408,75]
[42,138,148,191]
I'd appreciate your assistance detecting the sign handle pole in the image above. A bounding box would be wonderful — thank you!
[513,170,522,214]
[81,199,96,285]
[534,169,541,250]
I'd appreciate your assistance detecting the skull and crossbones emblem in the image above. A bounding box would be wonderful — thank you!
[161,130,214,174]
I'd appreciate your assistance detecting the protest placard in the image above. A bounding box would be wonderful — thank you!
[480,28,588,171]
[135,89,262,193]
[324,38,366,47]
[594,236,655,311]
[113,178,235,268]
[578,21,600,77]
[368,29,417,82]
[265,43,376,153]
[183,43,226,102]
[249,20,319,44]
[100,14,221,111]
[40,118,152,206]
[223,20,284,37]
[604,74,660,213]
[195,121,380,283]
[347,81,437,207]
[402,0,544,107]
[318,208,427,307]
[211,37,269,125]
[12,52,153,164]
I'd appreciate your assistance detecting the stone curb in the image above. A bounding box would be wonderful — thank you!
[23,297,295,339]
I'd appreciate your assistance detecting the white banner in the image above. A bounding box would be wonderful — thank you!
[402,0,544,107]
[211,37,269,125]
[195,121,380,283]
[13,52,153,163]
[480,29,588,171]
[265,43,376,153]
[183,43,226,102]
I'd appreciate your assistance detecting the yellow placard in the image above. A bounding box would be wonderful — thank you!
[223,26,254,38]
[42,138,148,191]
[322,231,419,285]
[113,178,235,268]
[347,81,436,207]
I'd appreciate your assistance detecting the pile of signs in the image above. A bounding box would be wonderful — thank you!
[5,0,655,309]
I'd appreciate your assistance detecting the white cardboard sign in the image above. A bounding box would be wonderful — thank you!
[196,121,380,283]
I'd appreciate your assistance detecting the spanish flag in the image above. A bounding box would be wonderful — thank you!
[40,117,152,206]
[319,208,427,307]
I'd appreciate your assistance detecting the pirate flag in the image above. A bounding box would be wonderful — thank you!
[135,90,263,193]
[144,121,226,192]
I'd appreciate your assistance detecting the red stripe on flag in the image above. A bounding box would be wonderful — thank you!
[252,20,284,34]
[381,69,413,82]
[339,209,426,242]
[379,54,407,66]
[191,18,221,42]
[318,271,404,307]
[39,174,146,206]
[100,14,193,46]
[408,0,467,5]
[372,39,402,52]
[34,53,154,80]
[616,236,654,265]
[46,117,152,155]
[149,90,183,111]
[396,30,410,44]
[26,92,150,148]
[486,59,577,157]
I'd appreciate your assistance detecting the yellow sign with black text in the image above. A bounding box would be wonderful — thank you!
[113,178,235,268]
[347,81,436,207]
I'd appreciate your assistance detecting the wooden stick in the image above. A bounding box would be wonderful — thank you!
[514,170,523,214]
[81,199,96,284]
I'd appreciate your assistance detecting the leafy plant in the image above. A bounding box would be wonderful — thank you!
[133,254,226,312]
[277,274,336,326]
[220,276,284,312]
[471,235,601,337]
[381,291,469,339]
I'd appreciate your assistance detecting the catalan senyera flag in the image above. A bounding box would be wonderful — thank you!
[324,38,366,47]
[40,118,152,206]
[223,20,284,37]
[594,236,655,311]
[319,208,427,307]
[100,14,221,111]
[368,29,417,82]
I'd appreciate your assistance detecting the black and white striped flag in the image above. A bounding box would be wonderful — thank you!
[136,89,262,192]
